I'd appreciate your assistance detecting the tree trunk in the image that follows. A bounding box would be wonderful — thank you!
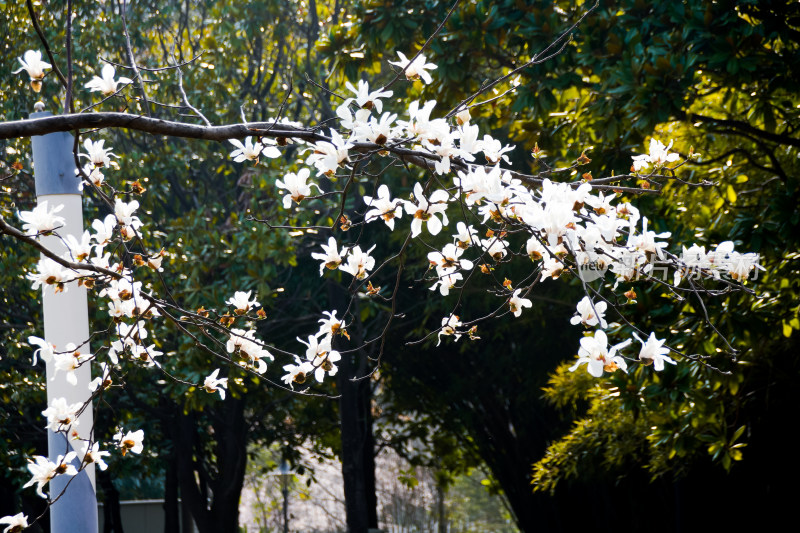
[163,447,179,533]
[329,281,378,533]
[436,482,447,533]
[209,397,249,532]
[172,400,249,533]
[174,411,212,533]
[98,470,124,533]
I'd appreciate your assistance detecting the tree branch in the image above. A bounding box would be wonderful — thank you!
[689,113,800,148]
[25,0,69,91]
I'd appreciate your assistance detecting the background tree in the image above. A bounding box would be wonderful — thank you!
[319,0,800,529]
[1,1,346,531]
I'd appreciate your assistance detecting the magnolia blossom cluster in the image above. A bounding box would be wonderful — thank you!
[282,311,346,388]
[676,241,763,283]
[229,50,761,381]
[15,49,134,98]
[311,237,376,280]
[4,44,763,524]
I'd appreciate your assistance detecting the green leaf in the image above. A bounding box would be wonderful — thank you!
[726,185,737,204]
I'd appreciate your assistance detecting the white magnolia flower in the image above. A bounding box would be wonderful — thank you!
[453,222,478,249]
[89,248,113,271]
[585,191,617,216]
[24,453,77,498]
[229,137,263,162]
[13,50,50,80]
[481,237,509,262]
[297,335,341,383]
[281,357,316,389]
[79,139,116,168]
[226,329,273,374]
[107,299,136,319]
[52,343,92,386]
[203,369,229,399]
[708,241,764,281]
[80,442,110,471]
[276,168,322,208]
[307,129,352,176]
[479,135,514,165]
[114,199,143,240]
[428,243,473,274]
[526,235,547,260]
[345,79,393,113]
[108,321,149,365]
[456,124,480,156]
[18,201,65,236]
[226,290,260,315]
[628,217,670,260]
[311,349,341,383]
[100,277,142,306]
[339,245,376,280]
[389,51,437,84]
[429,136,464,175]
[89,363,113,391]
[355,112,398,145]
[27,258,71,293]
[437,315,463,346]
[92,214,117,245]
[312,237,344,275]
[675,243,710,285]
[430,272,463,296]
[633,332,676,371]
[539,202,578,247]
[508,289,532,317]
[364,184,403,230]
[109,320,154,365]
[404,182,450,237]
[541,257,564,280]
[0,512,29,533]
[400,100,437,139]
[632,139,680,172]
[85,64,132,96]
[28,336,55,366]
[65,230,94,262]
[260,138,282,159]
[337,103,372,131]
[455,107,471,126]
[42,397,82,433]
[570,330,632,377]
[114,429,144,456]
[79,163,105,190]
[454,165,503,207]
[570,296,608,329]
[317,310,346,339]
[129,343,163,368]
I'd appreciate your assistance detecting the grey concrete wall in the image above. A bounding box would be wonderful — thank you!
[97,500,198,533]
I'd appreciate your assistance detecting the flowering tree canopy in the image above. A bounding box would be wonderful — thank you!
[1,0,796,530]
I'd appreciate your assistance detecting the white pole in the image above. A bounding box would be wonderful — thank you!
[31,107,98,533]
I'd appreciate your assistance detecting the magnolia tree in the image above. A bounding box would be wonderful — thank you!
[0,2,763,530]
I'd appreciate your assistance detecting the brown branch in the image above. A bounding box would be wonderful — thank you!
[121,0,151,116]
[0,216,122,280]
[0,112,315,141]
[688,113,800,148]
[64,0,75,113]
[25,0,69,90]
[0,112,657,194]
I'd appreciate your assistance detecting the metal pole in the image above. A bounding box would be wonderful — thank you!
[30,107,98,533]
[282,486,288,533]
[279,459,290,533]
